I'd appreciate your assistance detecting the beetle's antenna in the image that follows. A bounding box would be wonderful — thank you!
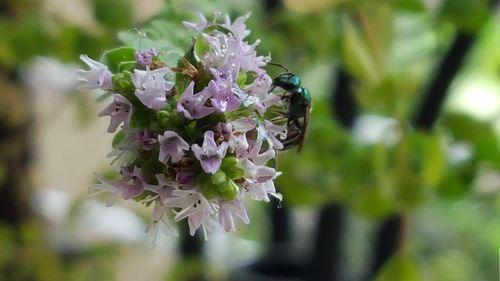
[267,62,289,72]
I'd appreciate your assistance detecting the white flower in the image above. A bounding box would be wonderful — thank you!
[218,191,250,232]
[166,189,215,238]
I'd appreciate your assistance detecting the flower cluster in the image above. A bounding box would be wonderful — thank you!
[78,13,287,239]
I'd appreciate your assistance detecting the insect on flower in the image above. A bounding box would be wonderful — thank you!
[268,63,312,152]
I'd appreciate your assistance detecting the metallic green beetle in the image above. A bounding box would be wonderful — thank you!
[269,64,312,152]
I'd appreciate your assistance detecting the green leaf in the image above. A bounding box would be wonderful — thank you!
[112,130,125,148]
[111,71,134,94]
[375,253,420,281]
[194,34,210,61]
[100,47,136,73]
[443,113,500,165]
[175,44,197,94]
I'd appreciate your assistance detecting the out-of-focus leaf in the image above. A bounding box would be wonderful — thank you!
[437,162,475,199]
[396,172,424,209]
[421,132,445,187]
[357,3,394,72]
[375,253,420,281]
[440,0,490,33]
[343,18,379,84]
[442,113,500,165]
[283,0,339,13]
[394,0,425,11]
[425,250,478,281]
[352,185,394,219]
[93,0,132,30]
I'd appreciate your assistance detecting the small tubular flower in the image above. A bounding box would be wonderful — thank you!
[132,67,174,110]
[192,131,229,174]
[177,81,216,119]
[98,94,133,133]
[158,131,190,164]
[77,54,112,90]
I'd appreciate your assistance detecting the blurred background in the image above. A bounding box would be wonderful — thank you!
[1,0,500,280]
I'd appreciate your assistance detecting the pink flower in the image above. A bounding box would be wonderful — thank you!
[228,117,257,156]
[223,13,251,40]
[182,12,209,31]
[237,142,282,202]
[243,72,281,114]
[98,94,133,133]
[91,166,146,206]
[118,128,157,151]
[145,199,179,239]
[177,81,216,119]
[207,78,241,113]
[135,48,158,66]
[132,67,174,110]
[158,131,190,163]
[257,120,287,150]
[192,131,229,174]
[144,174,178,204]
[77,54,112,90]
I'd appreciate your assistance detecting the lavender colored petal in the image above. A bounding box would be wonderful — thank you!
[98,94,133,133]
[77,54,112,90]
[158,131,189,163]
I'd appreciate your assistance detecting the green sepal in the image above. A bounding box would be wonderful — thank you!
[220,157,245,180]
[100,47,136,73]
[118,61,137,72]
[133,190,156,206]
[112,130,125,148]
[221,157,237,167]
[211,170,227,185]
[137,151,164,181]
[112,71,134,94]
[175,40,213,95]
[244,71,257,86]
[236,72,247,88]
[216,179,239,201]
[198,174,218,199]
[175,43,198,95]
[156,110,170,120]
[194,34,209,61]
